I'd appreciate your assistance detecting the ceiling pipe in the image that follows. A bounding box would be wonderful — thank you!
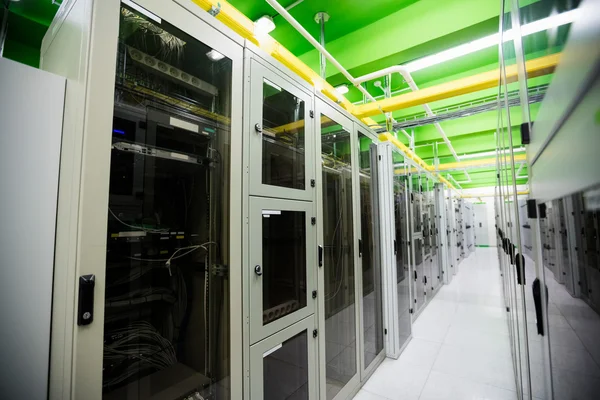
[355,65,478,184]
[355,66,462,161]
[265,0,384,111]
[265,0,460,195]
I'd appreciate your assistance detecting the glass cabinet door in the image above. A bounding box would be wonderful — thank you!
[102,3,239,399]
[249,60,314,201]
[394,177,412,349]
[316,103,359,400]
[356,132,384,371]
[249,197,316,343]
[250,316,317,399]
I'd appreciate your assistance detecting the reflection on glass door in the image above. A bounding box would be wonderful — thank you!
[263,331,309,399]
[250,62,313,200]
[262,210,307,325]
[104,5,233,399]
[250,316,316,399]
[357,132,384,369]
[249,198,315,342]
[261,79,306,190]
[319,114,357,399]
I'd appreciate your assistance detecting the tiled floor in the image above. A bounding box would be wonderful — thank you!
[353,248,519,400]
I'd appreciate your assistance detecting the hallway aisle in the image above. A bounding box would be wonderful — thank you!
[354,248,519,400]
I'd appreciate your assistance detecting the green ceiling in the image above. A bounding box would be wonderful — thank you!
[1,0,579,189]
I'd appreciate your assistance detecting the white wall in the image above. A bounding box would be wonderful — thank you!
[473,202,497,247]
[0,57,65,399]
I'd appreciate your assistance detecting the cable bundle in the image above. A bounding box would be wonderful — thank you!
[103,321,177,388]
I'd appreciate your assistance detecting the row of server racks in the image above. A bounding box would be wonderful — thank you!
[0,1,473,399]
[495,0,600,399]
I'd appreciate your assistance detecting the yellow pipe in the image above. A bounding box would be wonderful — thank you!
[354,53,561,118]
[191,0,355,113]
[191,0,258,45]
[378,132,434,172]
[379,132,463,195]
[189,0,530,196]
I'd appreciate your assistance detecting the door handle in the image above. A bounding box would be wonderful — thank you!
[254,265,263,276]
[515,253,525,285]
[532,278,548,336]
[254,123,263,133]
[77,274,95,326]
[318,245,323,267]
[414,270,417,281]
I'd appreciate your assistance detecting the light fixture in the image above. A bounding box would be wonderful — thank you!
[404,8,580,73]
[206,50,225,62]
[255,15,276,35]
[458,147,526,160]
[334,84,349,95]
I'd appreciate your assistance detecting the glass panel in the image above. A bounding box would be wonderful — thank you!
[320,115,356,398]
[394,175,411,347]
[104,5,232,399]
[262,210,307,325]
[261,79,306,190]
[263,331,309,400]
[358,132,384,368]
[537,191,600,400]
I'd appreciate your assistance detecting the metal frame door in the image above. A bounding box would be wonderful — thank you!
[314,98,361,400]
[249,315,318,399]
[249,197,317,344]
[44,1,246,398]
[353,124,386,380]
[248,59,315,201]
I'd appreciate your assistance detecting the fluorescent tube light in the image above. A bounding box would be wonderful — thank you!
[206,50,225,62]
[255,15,276,35]
[458,147,526,160]
[405,9,580,73]
[334,84,349,95]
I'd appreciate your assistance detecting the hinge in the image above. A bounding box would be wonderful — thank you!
[409,308,414,314]
[384,328,387,335]
[378,155,382,161]
[414,298,417,304]
[311,217,316,225]
[313,329,318,338]
[312,290,317,299]
[310,179,315,187]
[310,110,314,118]
[506,306,510,312]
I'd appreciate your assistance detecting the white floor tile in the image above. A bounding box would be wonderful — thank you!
[353,389,394,400]
[353,249,519,400]
[419,370,518,400]
[361,358,430,400]
[432,343,516,391]
[397,338,442,369]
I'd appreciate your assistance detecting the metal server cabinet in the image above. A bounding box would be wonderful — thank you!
[40,1,245,398]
